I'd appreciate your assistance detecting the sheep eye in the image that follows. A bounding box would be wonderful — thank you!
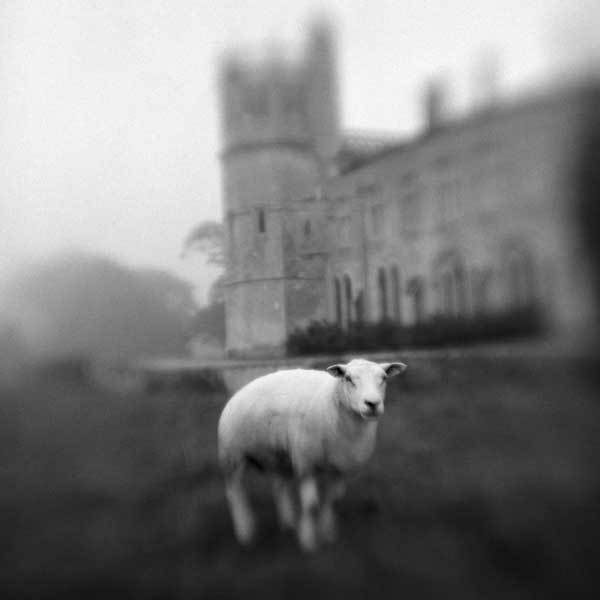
[344,375,355,386]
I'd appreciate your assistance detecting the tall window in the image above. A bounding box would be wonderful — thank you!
[343,275,353,327]
[354,290,365,324]
[407,276,425,324]
[257,207,266,233]
[435,253,467,317]
[304,219,312,238]
[334,277,342,325]
[390,265,401,322]
[378,267,388,321]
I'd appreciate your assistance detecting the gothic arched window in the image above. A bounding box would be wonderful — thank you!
[257,207,266,233]
[378,267,388,321]
[407,276,425,324]
[343,274,353,327]
[390,265,401,322]
[304,219,312,238]
[435,252,467,317]
[354,290,365,324]
[334,277,342,325]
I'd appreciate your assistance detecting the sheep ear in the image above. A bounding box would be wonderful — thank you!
[326,364,347,378]
[380,362,407,377]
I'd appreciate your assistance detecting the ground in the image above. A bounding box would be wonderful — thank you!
[3,356,600,599]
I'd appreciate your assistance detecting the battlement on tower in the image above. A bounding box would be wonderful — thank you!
[219,52,310,155]
[218,20,340,164]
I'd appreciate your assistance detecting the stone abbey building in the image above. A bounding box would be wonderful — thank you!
[219,23,598,358]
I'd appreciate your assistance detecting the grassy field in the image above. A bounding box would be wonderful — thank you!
[3,357,600,599]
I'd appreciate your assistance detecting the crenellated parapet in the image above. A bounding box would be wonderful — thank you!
[218,20,340,165]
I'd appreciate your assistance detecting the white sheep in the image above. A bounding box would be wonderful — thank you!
[217,358,407,551]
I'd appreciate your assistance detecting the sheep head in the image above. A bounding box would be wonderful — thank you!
[326,358,407,420]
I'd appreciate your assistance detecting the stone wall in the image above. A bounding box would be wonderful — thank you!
[323,85,598,336]
[131,339,583,395]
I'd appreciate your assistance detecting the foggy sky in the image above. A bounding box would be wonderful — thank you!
[1,0,596,303]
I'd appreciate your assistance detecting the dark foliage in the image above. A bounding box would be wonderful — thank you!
[31,355,93,384]
[182,220,225,266]
[190,301,226,344]
[287,306,544,356]
[3,252,197,360]
[144,368,227,395]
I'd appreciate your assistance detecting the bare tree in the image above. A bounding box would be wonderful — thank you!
[181,221,224,267]
[182,220,225,306]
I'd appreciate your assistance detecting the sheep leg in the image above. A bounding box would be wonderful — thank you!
[272,475,296,530]
[297,476,320,552]
[224,464,256,545]
[318,478,346,544]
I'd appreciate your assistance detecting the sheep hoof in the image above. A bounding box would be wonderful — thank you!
[318,512,338,544]
[233,515,256,546]
[237,529,255,546]
[298,518,318,552]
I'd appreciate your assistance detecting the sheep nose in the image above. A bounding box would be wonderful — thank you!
[364,400,379,411]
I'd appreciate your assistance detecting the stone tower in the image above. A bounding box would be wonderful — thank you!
[219,22,340,357]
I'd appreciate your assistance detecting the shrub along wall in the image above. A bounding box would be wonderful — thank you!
[286,306,544,356]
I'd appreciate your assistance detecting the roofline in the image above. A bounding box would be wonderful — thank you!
[331,76,600,179]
